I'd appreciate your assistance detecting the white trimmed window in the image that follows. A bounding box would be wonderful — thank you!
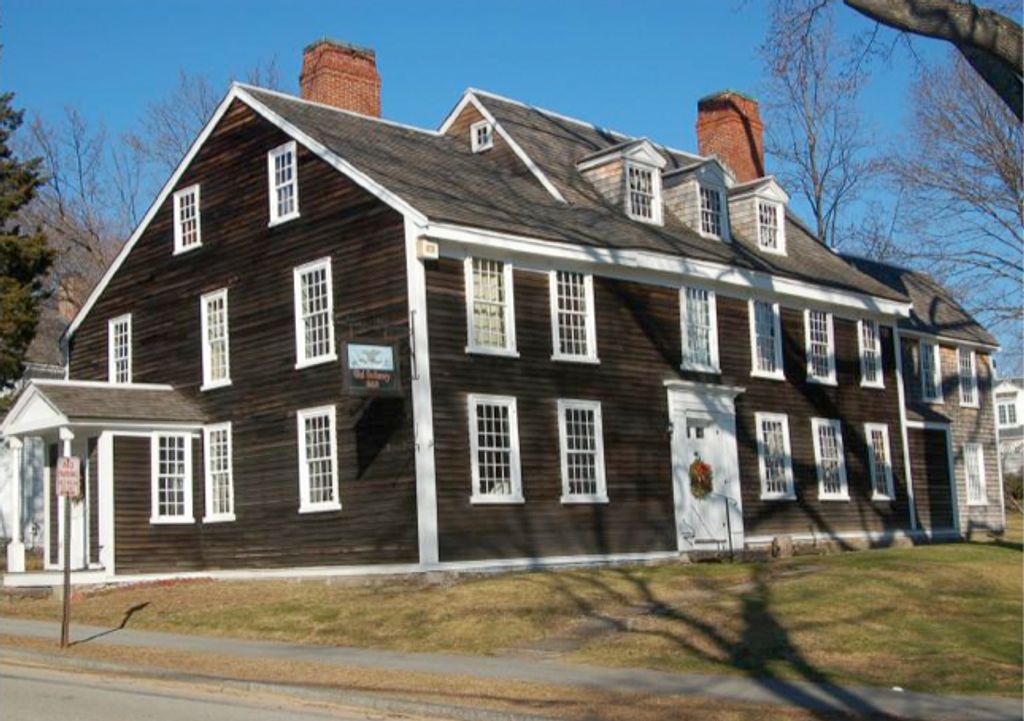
[173,184,201,253]
[558,399,607,504]
[293,258,336,368]
[200,289,231,389]
[958,348,978,407]
[756,412,795,500]
[468,394,523,504]
[465,257,517,355]
[812,418,848,501]
[108,314,132,384]
[749,300,783,379]
[268,141,299,225]
[681,287,720,373]
[203,423,234,522]
[865,423,895,501]
[998,400,1018,427]
[699,186,723,239]
[297,405,340,513]
[625,162,662,224]
[804,309,836,385]
[550,270,597,362]
[920,341,943,402]
[757,200,784,253]
[964,442,987,505]
[150,433,193,523]
[858,319,884,388]
[470,120,493,152]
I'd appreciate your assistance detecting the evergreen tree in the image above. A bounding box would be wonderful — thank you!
[0,92,52,398]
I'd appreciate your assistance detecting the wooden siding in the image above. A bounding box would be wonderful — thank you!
[68,101,419,571]
[426,256,911,561]
[443,104,527,176]
[906,427,955,530]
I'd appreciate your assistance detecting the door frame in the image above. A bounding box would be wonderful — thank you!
[906,419,961,535]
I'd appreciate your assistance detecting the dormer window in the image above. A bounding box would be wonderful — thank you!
[471,120,493,152]
[626,162,662,224]
[699,186,723,238]
[757,200,784,253]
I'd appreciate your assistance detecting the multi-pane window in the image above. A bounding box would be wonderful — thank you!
[297,406,340,512]
[108,314,132,384]
[268,141,299,224]
[756,413,795,499]
[749,300,783,378]
[681,287,719,372]
[757,200,782,252]
[858,319,883,388]
[958,348,978,407]
[200,289,231,388]
[558,400,607,503]
[865,423,894,500]
[626,163,660,223]
[812,418,848,500]
[468,395,522,503]
[470,120,493,152]
[699,186,723,238]
[998,401,1018,427]
[173,184,201,253]
[466,257,516,354]
[203,423,234,522]
[293,258,336,367]
[804,309,836,384]
[920,341,943,402]
[964,443,987,505]
[550,270,597,361]
[150,433,192,523]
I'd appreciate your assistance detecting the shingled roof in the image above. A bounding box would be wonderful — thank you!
[242,86,908,304]
[844,256,997,347]
[33,382,207,424]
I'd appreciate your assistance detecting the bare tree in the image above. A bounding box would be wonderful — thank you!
[761,2,878,247]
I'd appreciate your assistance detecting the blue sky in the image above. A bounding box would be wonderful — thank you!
[5,0,944,159]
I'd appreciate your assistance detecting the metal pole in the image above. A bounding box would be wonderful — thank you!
[60,495,71,648]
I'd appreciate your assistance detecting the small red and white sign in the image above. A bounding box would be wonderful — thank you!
[56,457,81,498]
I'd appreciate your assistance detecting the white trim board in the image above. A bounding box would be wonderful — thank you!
[897,328,999,353]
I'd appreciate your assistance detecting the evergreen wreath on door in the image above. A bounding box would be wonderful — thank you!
[689,453,714,499]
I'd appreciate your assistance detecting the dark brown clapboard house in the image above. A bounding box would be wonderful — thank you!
[0,39,1005,584]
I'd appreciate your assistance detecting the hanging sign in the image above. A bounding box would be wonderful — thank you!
[56,456,81,499]
[343,341,402,396]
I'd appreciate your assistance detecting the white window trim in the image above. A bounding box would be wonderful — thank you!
[292,257,338,369]
[756,199,786,255]
[804,309,837,386]
[172,184,202,254]
[200,288,231,390]
[464,257,519,357]
[557,399,608,504]
[107,313,132,384]
[470,120,494,152]
[149,432,194,524]
[748,300,784,381]
[296,405,342,514]
[958,348,979,408]
[811,418,849,501]
[857,319,885,389]
[755,412,795,501]
[865,422,895,502]
[964,442,988,506]
[267,140,300,226]
[624,160,664,226]
[697,184,728,241]
[549,270,598,364]
[919,340,944,404]
[680,286,720,373]
[467,394,524,504]
[997,400,1018,428]
[202,422,235,523]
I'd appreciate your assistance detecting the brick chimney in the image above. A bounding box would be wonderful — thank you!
[300,38,381,117]
[695,91,764,183]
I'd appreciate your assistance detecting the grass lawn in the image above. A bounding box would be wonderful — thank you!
[3,515,1021,698]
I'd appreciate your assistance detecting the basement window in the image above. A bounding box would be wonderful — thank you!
[470,120,494,152]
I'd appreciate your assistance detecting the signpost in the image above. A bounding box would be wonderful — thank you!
[343,341,402,396]
[55,456,80,648]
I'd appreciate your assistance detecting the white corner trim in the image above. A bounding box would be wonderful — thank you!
[892,327,918,530]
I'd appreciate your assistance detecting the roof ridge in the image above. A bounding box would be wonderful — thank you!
[233,82,443,137]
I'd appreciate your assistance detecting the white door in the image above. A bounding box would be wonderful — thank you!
[681,414,731,545]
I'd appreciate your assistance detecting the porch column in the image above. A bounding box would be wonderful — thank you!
[6,437,25,573]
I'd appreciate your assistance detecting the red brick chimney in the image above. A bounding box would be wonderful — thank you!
[695,91,765,183]
[300,38,381,117]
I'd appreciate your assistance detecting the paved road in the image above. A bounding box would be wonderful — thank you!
[0,661,405,721]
